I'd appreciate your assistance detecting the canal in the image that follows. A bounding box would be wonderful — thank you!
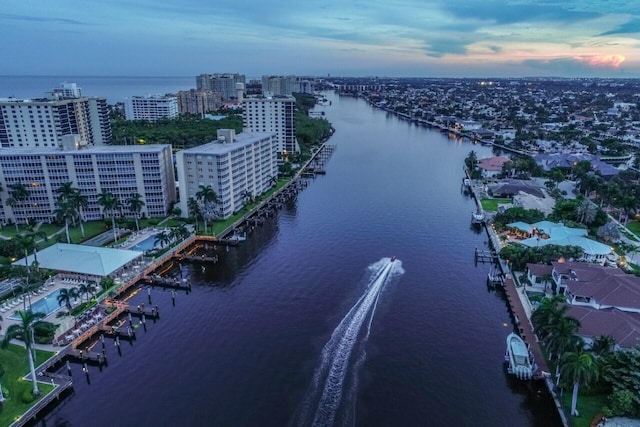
[48,92,560,426]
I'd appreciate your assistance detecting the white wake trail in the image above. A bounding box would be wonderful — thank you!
[294,258,404,427]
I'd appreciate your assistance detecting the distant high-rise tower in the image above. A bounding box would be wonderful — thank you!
[60,82,82,98]
[45,82,82,99]
[243,95,297,154]
[236,83,245,103]
[124,95,179,121]
[261,75,314,95]
[176,89,221,115]
[196,73,246,100]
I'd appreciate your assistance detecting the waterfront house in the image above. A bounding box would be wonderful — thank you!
[489,180,545,199]
[550,261,640,348]
[552,261,640,313]
[477,156,509,179]
[566,305,640,349]
[526,263,554,291]
[508,221,612,265]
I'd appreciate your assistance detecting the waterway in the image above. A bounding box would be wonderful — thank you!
[46,92,560,427]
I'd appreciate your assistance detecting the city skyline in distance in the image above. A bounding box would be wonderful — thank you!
[2,0,639,78]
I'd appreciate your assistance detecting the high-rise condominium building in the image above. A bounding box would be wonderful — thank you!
[0,97,111,148]
[0,144,176,226]
[176,89,222,115]
[176,129,278,219]
[45,82,83,99]
[242,95,297,154]
[196,73,246,101]
[261,76,315,96]
[124,95,179,122]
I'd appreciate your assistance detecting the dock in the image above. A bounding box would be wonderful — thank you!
[474,247,498,263]
[141,275,192,291]
[66,347,107,365]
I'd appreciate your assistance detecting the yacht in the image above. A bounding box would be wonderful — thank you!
[505,333,534,379]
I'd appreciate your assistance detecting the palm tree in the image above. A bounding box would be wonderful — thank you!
[12,234,35,271]
[126,192,145,232]
[195,185,220,235]
[169,224,190,243]
[561,348,599,416]
[2,310,46,396]
[98,190,122,244]
[20,224,48,266]
[69,189,88,238]
[57,287,79,312]
[241,190,253,209]
[575,199,597,225]
[464,150,478,172]
[54,198,77,244]
[591,335,615,357]
[77,282,96,303]
[7,182,31,231]
[187,197,202,233]
[154,230,171,248]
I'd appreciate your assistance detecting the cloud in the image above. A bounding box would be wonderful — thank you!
[521,55,627,75]
[598,19,640,36]
[0,13,88,25]
[489,45,503,53]
[573,55,626,68]
[425,38,469,58]
[438,0,601,25]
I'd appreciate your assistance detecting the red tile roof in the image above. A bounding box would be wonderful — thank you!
[478,156,510,171]
[567,306,640,348]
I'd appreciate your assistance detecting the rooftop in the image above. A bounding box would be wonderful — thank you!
[13,243,143,277]
[180,132,275,155]
[0,144,170,156]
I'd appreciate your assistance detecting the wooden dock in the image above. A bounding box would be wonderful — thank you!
[502,277,549,380]
[66,347,106,365]
[141,275,191,291]
[474,247,498,263]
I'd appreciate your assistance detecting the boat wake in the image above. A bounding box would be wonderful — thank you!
[293,257,404,427]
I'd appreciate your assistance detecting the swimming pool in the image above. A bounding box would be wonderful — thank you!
[9,288,64,319]
[129,234,158,252]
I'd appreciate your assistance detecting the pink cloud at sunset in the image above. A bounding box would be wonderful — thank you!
[573,55,626,68]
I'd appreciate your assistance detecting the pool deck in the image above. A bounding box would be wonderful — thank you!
[0,277,82,336]
[116,227,166,250]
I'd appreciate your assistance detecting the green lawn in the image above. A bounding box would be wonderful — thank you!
[626,221,640,238]
[0,344,56,427]
[188,179,290,237]
[480,198,512,212]
[561,392,607,427]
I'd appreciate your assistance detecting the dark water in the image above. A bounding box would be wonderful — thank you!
[44,92,560,427]
[0,76,194,104]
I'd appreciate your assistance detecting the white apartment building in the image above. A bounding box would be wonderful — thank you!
[45,82,83,99]
[0,97,111,148]
[176,129,278,219]
[242,95,297,154]
[124,95,179,121]
[176,89,222,115]
[0,144,176,226]
[196,73,246,101]
[261,76,315,96]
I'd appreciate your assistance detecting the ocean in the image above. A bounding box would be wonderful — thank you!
[0,75,195,104]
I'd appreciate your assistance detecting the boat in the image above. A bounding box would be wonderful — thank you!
[471,209,485,223]
[505,333,534,379]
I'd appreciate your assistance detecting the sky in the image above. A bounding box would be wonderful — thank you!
[2,0,639,78]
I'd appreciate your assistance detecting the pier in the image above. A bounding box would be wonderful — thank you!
[474,247,498,263]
